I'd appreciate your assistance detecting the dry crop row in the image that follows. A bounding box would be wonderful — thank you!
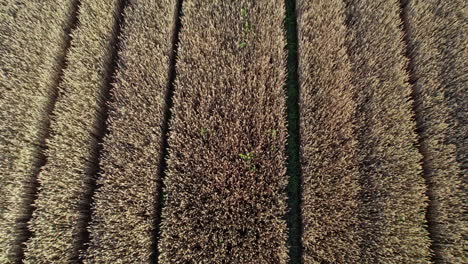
[343,0,431,262]
[83,0,179,263]
[401,0,466,262]
[158,0,290,262]
[296,0,360,262]
[0,1,78,263]
[23,0,124,262]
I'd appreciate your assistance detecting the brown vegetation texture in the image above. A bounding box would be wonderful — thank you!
[0,0,466,263]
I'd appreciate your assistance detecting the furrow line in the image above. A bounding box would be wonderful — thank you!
[23,0,127,262]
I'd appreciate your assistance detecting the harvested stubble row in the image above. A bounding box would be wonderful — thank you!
[344,0,432,263]
[401,0,466,262]
[23,0,124,263]
[158,0,289,263]
[296,0,361,263]
[83,0,179,263]
[0,1,77,262]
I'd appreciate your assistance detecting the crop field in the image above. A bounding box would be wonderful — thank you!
[0,0,466,263]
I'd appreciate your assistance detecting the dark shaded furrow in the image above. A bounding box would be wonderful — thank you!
[399,1,439,261]
[150,0,184,263]
[284,0,303,263]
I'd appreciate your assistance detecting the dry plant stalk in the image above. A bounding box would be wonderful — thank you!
[23,0,123,263]
[296,0,361,263]
[401,0,466,262]
[158,0,289,263]
[0,1,77,262]
[83,0,178,263]
[345,0,432,262]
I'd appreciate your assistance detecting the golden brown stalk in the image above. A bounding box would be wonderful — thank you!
[438,0,468,172]
[437,3,468,259]
[83,0,178,262]
[0,1,78,262]
[345,0,432,262]
[23,0,124,262]
[158,0,289,262]
[438,1,468,175]
[401,0,467,262]
[296,0,360,263]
